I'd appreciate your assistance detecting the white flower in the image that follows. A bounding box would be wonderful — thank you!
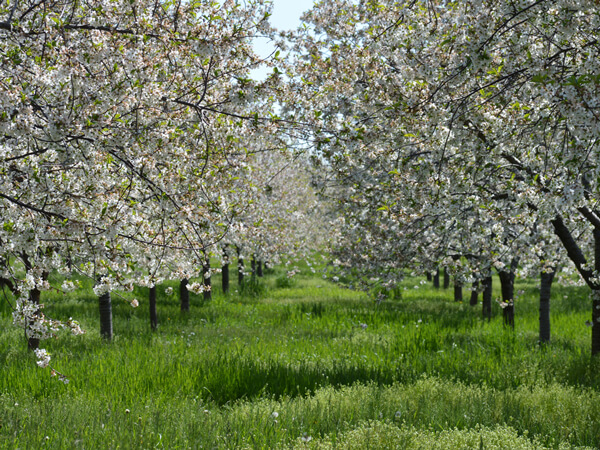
[61,280,78,292]
[301,433,312,442]
[131,299,139,308]
[35,348,51,368]
[188,282,210,294]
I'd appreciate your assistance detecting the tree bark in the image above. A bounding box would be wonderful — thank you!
[551,214,600,355]
[149,285,157,331]
[222,261,230,294]
[22,254,42,350]
[257,260,263,277]
[27,285,41,350]
[453,278,462,302]
[251,254,257,278]
[180,278,189,312]
[426,272,432,282]
[433,268,440,288]
[99,292,113,340]
[482,275,492,322]
[443,268,450,289]
[498,263,517,329]
[551,215,593,287]
[237,247,244,287]
[539,270,555,344]
[470,280,479,306]
[203,259,212,302]
[221,244,229,294]
[593,228,600,356]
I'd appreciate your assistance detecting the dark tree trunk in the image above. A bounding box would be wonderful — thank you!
[470,280,479,306]
[551,214,600,355]
[433,269,440,288]
[180,278,189,312]
[251,255,257,278]
[21,254,41,350]
[453,278,462,302]
[27,285,41,350]
[222,246,230,294]
[443,268,450,289]
[99,292,113,340]
[149,285,157,331]
[257,261,263,277]
[237,247,244,287]
[222,262,230,294]
[498,263,517,329]
[593,228,600,355]
[203,260,212,302]
[482,275,492,322]
[426,272,432,282]
[539,270,555,344]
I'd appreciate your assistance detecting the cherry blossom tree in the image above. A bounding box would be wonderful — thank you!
[0,0,283,367]
[285,0,600,351]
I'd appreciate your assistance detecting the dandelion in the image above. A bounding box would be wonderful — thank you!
[301,433,312,443]
[125,409,131,414]
[271,411,279,419]
[165,287,174,296]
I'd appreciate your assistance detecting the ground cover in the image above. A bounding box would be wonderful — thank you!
[1,266,599,448]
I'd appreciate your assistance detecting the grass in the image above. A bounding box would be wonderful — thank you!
[1,264,599,448]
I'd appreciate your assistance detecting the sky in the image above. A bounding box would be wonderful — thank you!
[251,0,317,80]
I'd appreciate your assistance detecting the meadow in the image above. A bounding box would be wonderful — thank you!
[1,264,600,449]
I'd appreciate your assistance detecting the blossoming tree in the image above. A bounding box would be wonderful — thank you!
[285,0,600,351]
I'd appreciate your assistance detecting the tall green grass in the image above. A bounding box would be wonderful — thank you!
[0,266,599,448]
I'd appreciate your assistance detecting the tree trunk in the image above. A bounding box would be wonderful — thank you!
[453,278,462,302]
[482,275,492,322]
[222,262,230,294]
[539,270,555,344]
[203,260,212,302]
[433,269,440,288]
[257,260,263,278]
[498,265,516,329]
[180,278,189,312]
[99,292,113,340]
[222,245,230,294]
[27,285,41,351]
[443,268,450,289]
[426,272,432,282]
[149,285,157,331]
[551,214,600,355]
[237,247,244,287]
[251,255,257,278]
[593,228,600,355]
[21,254,41,350]
[470,280,479,306]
